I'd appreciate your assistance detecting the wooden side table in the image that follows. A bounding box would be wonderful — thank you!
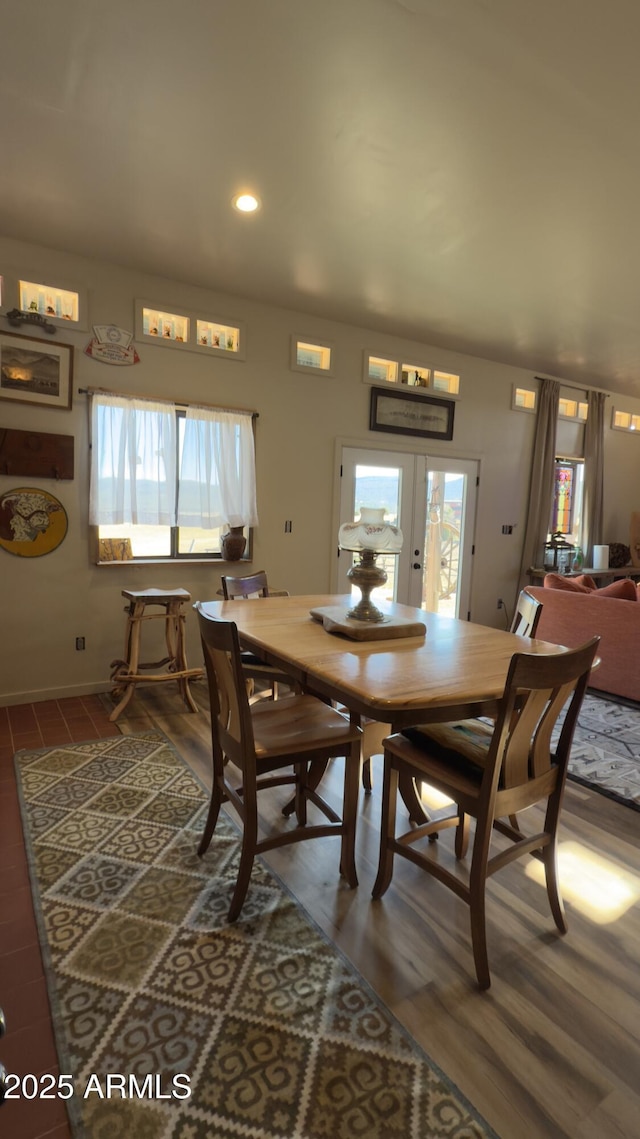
[109,588,203,722]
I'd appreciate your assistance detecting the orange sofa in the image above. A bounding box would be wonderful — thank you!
[528,579,640,702]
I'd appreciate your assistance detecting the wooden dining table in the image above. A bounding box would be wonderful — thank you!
[199,593,566,822]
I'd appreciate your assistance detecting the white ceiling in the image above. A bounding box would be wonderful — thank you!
[2,0,640,396]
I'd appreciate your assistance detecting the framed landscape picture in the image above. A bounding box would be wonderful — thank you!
[0,331,73,410]
[369,386,455,440]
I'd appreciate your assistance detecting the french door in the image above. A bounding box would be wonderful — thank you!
[336,447,478,619]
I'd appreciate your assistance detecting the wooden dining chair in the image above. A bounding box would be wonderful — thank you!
[220,570,297,701]
[502,588,543,828]
[509,588,543,637]
[358,588,544,796]
[195,604,362,920]
[372,636,600,989]
[221,570,273,600]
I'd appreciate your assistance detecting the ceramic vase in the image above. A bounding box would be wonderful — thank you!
[221,525,246,561]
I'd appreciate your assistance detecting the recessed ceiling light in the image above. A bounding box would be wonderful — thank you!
[232,193,260,213]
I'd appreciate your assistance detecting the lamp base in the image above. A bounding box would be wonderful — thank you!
[346,551,387,622]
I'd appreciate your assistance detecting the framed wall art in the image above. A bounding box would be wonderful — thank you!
[0,331,74,410]
[0,487,68,557]
[369,386,455,440]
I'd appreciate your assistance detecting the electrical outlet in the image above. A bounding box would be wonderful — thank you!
[75,637,85,650]
[497,598,504,610]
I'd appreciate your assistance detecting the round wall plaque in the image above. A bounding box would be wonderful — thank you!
[0,486,68,557]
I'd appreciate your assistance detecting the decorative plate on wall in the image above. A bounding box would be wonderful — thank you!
[0,487,68,557]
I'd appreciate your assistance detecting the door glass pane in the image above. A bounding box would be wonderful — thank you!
[422,471,465,616]
[352,464,401,605]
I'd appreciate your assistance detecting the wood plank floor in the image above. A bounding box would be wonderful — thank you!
[3,680,640,1138]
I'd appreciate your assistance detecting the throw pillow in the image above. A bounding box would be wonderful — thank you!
[543,573,592,593]
[572,574,597,590]
[594,578,638,601]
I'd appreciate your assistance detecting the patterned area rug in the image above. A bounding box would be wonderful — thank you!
[568,693,640,811]
[14,732,499,1139]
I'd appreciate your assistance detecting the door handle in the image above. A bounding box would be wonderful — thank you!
[412,562,422,569]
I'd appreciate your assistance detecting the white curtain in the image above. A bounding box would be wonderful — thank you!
[90,395,258,530]
[177,406,258,529]
[89,394,177,525]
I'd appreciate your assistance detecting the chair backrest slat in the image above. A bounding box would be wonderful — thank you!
[486,637,599,799]
[510,588,543,638]
[195,604,257,776]
[221,571,270,599]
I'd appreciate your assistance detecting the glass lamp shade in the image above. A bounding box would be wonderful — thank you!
[338,507,403,554]
[338,507,403,622]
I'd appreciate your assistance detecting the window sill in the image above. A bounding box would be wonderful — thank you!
[95,557,252,567]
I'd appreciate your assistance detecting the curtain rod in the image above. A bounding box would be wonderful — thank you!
[535,375,610,398]
[77,385,259,418]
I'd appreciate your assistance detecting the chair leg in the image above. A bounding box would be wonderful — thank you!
[399,771,429,824]
[455,810,470,859]
[372,757,399,899]
[339,743,360,889]
[468,818,493,990]
[197,785,222,856]
[543,841,567,934]
[361,756,373,794]
[228,792,258,922]
[469,888,490,990]
[282,757,328,817]
[197,746,225,856]
[543,791,568,933]
[294,762,308,827]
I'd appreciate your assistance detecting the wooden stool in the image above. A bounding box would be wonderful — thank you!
[109,588,203,722]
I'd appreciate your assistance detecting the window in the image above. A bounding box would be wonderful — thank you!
[400,364,430,388]
[135,299,245,357]
[364,353,460,394]
[432,370,460,395]
[558,397,588,421]
[366,355,398,384]
[142,306,189,343]
[512,386,536,412]
[550,457,584,545]
[196,320,240,352]
[612,409,640,432]
[0,274,87,329]
[290,337,333,374]
[89,393,258,560]
[19,279,79,323]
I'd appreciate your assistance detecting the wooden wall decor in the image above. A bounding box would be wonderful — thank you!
[5,308,57,334]
[0,428,74,480]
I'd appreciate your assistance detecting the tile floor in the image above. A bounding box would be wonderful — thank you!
[1,696,120,1139]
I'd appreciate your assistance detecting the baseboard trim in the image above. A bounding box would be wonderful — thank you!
[0,682,112,708]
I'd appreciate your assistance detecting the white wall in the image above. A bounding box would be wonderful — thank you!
[1,234,639,704]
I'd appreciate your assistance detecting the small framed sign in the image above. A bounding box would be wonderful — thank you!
[369,387,454,440]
